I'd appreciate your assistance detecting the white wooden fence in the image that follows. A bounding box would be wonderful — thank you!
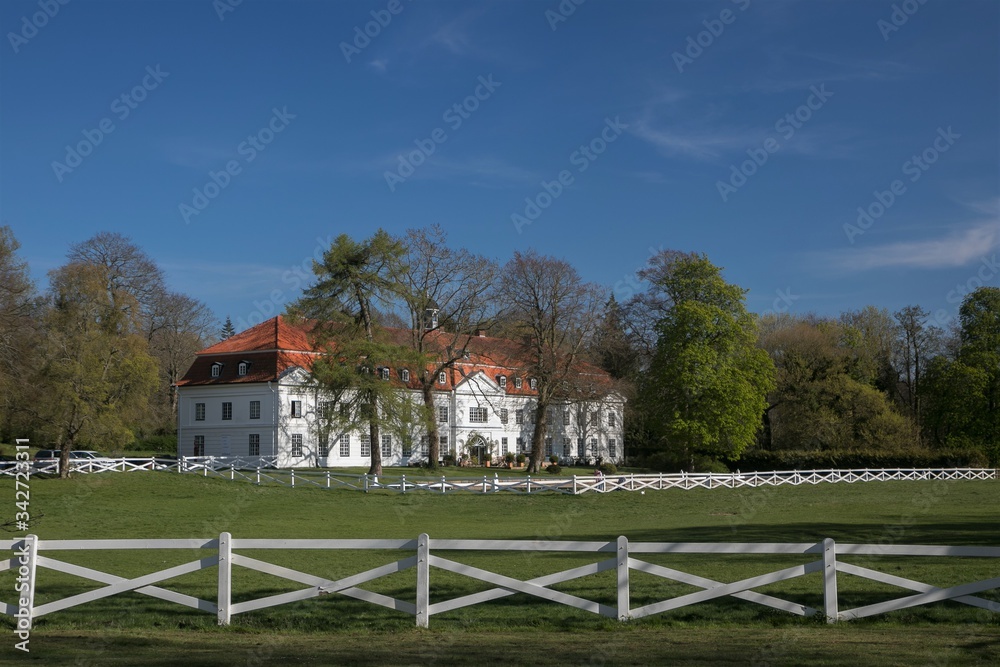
[175,464,998,495]
[3,456,995,495]
[3,534,997,628]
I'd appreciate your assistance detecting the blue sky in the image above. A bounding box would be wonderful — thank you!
[1,0,997,333]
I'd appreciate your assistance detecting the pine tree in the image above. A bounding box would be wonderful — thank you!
[221,316,236,340]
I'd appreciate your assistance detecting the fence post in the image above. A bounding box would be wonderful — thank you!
[217,532,232,626]
[416,533,429,628]
[822,537,838,623]
[364,474,369,493]
[573,475,577,495]
[326,471,330,488]
[291,470,295,488]
[617,535,630,621]
[402,474,407,494]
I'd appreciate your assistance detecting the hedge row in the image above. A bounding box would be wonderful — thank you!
[729,448,991,472]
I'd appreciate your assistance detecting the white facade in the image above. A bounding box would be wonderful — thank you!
[177,368,625,469]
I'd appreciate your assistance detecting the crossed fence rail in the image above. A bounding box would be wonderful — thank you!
[4,534,998,628]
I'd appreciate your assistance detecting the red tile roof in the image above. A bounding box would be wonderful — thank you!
[178,315,617,397]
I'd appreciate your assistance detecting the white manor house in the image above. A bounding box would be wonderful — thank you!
[176,316,625,468]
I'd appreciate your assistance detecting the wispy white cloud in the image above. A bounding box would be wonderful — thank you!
[829,220,999,271]
[630,116,763,161]
[368,58,388,73]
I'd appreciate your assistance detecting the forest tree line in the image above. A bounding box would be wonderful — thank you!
[1,224,997,471]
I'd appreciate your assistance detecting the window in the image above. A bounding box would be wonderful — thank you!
[222,402,232,420]
[563,410,571,426]
[360,434,371,457]
[608,411,616,427]
[318,433,329,457]
[381,434,391,457]
[401,369,410,382]
[577,437,584,457]
[438,406,449,423]
[291,400,302,418]
[249,400,261,420]
[211,363,222,378]
[291,434,303,457]
[469,406,488,423]
[249,434,260,456]
[499,408,508,424]
[529,378,537,390]
[339,434,350,457]
[195,403,205,421]
[238,361,249,376]
[609,439,617,459]
[515,410,524,425]
[589,437,597,454]
[563,438,571,457]
[516,437,525,453]
[379,367,389,381]
[438,371,446,385]
[501,437,509,455]
[402,437,412,457]
[339,404,350,419]
[590,411,600,425]
[193,435,205,456]
[439,435,448,454]
[420,435,429,457]
[514,377,523,389]
[498,375,507,389]
[545,437,553,457]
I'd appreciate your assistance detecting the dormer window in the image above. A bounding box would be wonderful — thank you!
[238,361,250,376]
[514,377,523,389]
[401,369,410,382]
[438,371,446,385]
[211,362,223,378]
[529,378,537,390]
[379,367,390,381]
[498,375,507,389]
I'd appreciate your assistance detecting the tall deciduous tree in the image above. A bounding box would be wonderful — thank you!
[290,230,407,475]
[499,250,605,473]
[0,226,37,439]
[640,253,774,466]
[32,262,158,477]
[893,305,940,425]
[389,226,498,469]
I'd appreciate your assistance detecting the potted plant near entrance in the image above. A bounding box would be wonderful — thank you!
[515,453,526,468]
[504,452,516,469]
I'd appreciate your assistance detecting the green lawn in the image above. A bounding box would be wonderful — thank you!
[1,471,997,665]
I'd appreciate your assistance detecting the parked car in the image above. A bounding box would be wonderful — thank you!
[33,450,104,460]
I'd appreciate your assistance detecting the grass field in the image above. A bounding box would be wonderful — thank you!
[1,471,997,666]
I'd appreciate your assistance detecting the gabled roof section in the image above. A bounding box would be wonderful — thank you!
[199,315,313,355]
[177,316,318,386]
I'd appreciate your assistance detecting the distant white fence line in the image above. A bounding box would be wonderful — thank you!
[2,456,994,493]
[3,534,998,628]
[178,461,997,494]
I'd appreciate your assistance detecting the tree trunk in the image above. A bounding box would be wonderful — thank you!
[368,414,382,476]
[423,383,439,470]
[528,401,547,473]
[59,435,71,479]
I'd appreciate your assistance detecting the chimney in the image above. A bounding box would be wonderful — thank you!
[475,329,486,337]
